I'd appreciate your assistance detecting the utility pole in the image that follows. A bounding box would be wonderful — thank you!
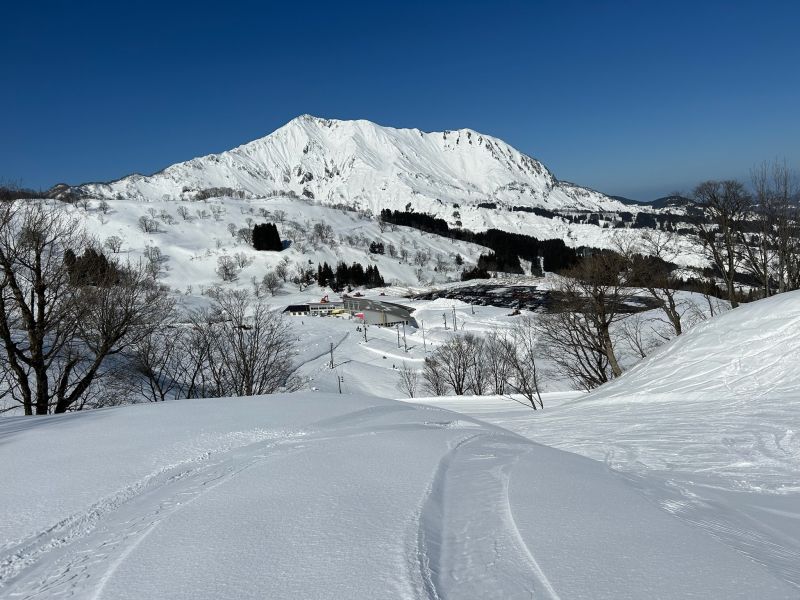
[402,322,407,352]
[363,322,368,342]
[329,342,334,369]
[421,320,427,352]
[338,375,343,394]
[452,306,457,331]
[443,312,448,330]
[396,324,401,348]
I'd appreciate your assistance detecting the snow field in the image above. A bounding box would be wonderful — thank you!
[414,291,800,589]
[1,394,795,598]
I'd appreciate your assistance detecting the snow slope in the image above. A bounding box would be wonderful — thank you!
[67,115,632,214]
[415,291,800,588]
[71,196,489,292]
[1,393,795,599]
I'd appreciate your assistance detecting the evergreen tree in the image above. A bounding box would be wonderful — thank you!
[317,262,335,287]
[252,223,283,251]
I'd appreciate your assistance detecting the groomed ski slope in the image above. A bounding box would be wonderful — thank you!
[417,290,800,589]
[1,394,795,599]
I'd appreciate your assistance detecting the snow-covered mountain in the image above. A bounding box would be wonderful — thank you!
[63,115,631,214]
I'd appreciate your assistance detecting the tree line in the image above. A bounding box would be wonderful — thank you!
[379,209,584,273]
[401,321,543,409]
[693,162,799,305]
[316,261,385,290]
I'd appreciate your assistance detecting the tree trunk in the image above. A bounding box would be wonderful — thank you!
[34,366,49,415]
[602,327,623,378]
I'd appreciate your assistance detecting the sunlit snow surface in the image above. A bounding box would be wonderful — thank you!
[417,290,800,590]
[1,393,796,599]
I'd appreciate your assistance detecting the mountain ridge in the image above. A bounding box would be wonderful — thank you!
[54,115,634,215]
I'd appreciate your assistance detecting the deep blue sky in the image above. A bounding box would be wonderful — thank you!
[3,0,799,200]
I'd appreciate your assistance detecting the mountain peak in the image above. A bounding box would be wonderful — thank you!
[66,116,631,214]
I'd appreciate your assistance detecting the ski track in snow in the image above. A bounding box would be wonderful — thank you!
[414,432,561,600]
[1,406,555,600]
[0,432,308,598]
[0,404,532,599]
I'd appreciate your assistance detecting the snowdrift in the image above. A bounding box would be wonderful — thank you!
[587,289,800,403]
[1,393,794,598]
[415,292,800,589]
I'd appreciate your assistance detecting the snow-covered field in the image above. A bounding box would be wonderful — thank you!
[2,392,796,598]
[2,290,798,596]
[416,290,800,589]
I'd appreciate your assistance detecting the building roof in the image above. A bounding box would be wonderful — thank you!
[283,304,310,313]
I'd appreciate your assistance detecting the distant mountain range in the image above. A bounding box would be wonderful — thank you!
[610,195,697,209]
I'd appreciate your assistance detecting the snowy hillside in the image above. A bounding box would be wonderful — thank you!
[1,393,795,599]
[66,115,632,214]
[576,288,800,404]
[73,196,490,292]
[416,291,800,589]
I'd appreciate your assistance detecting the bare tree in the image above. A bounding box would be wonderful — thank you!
[104,235,123,254]
[430,333,482,395]
[694,180,749,307]
[262,270,283,296]
[0,202,172,414]
[623,231,688,336]
[466,335,489,395]
[210,205,225,221]
[535,253,633,390]
[144,245,167,279]
[275,256,291,282]
[483,331,512,395]
[172,321,213,399]
[617,312,664,359]
[97,199,111,214]
[131,317,182,403]
[176,205,191,221]
[138,215,159,233]
[55,265,172,413]
[422,356,448,396]
[159,209,176,225]
[292,263,314,291]
[397,363,420,398]
[234,251,252,269]
[772,162,800,292]
[216,255,239,282]
[564,252,632,377]
[189,291,299,397]
[536,304,610,391]
[746,160,800,296]
[236,227,253,246]
[501,317,544,409]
